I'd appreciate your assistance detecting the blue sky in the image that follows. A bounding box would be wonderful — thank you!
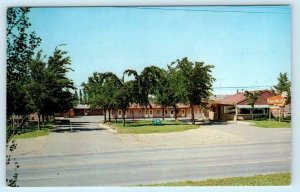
[29,6,291,95]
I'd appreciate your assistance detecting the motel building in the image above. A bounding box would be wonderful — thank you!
[209,90,273,121]
[67,103,207,120]
[110,103,206,120]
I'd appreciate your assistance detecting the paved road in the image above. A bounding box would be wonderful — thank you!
[6,116,291,186]
[7,141,290,186]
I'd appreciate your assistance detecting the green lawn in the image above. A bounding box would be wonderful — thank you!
[108,120,200,134]
[12,124,53,139]
[142,173,290,186]
[248,120,291,128]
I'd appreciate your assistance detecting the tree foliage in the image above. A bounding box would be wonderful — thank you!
[169,57,215,124]
[272,72,291,102]
[26,47,75,129]
[83,57,215,124]
[7,7,41,117]
[244,90,260,120]
[123,66,163,109]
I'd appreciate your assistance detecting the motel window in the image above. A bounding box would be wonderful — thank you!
[157,110,161,114]
[149,110,153,115]
[253,109,264,114]
[181,109,185,114]
[145,110,148,115]
[165,110,168,114]
[118,110,122,115]
[240,108,250,114]
[223,106,235,114]
[171,110,174,115]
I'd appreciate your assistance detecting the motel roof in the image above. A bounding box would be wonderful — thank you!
[217,90,273,105]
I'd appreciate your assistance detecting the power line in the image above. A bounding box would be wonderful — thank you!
[121,6,290,15]
[213,85,272,89]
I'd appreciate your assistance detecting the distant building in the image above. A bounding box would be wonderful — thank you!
[73,104,104,116]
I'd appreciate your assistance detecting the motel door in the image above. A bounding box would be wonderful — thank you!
[170,109,174,118]
[181,109,186,117]
[149,110,153,118]
[118,110,122,119]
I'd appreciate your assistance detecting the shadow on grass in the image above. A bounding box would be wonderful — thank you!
[52,127,106,133]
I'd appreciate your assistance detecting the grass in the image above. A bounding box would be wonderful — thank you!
[248,119,291,128]
[142,173,291,186]
[12,123,53,139]
[108,120,200,134]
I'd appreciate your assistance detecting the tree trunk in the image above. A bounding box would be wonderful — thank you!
[173,105,178,120]
[251,109,254,120]
[114,109,118,123]
[191,104,195,125]
[122,109,126,127]
[42,114,45,128]
[108,109,111,122]
[37,113,41,130]
[104,109,107,123]
[46,114,49,122]
[132,110,134,121]
[162,106,165,121]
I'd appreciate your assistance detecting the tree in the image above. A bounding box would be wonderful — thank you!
[244,90,259,120]
[153,68,186,120]
[27,51,48,130]
[153,69,170,120]
[83,89,88,104]
[101,72,122,122]
[43,46,75,117]
[27,47,75,129]
[79,89,83,104]
[74,90,79,105]
[7,8,41,120]
[82,72,121,122]
[272,72,291,103]
[123,66,163,115]
[115,80,134,126]
[166,65,189,120]
[170,57,215,124]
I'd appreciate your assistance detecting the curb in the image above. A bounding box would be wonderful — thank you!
[98,123,117,134]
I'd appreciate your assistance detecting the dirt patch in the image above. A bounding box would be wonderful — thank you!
[8,136,48,156]
[118,127,246,148]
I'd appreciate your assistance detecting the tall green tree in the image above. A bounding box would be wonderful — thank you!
[74,90,79,105]
[123,66,162,111]
[27,47,75,129]
[82,73,107,121]
[79,89,83,104]
[244,90,259,120]
[7,7,41,120]
[83,89,88,104]
[82,72,121,122]
[170,57,215,124]
[115,80,134,126]
[272,72,291,103]
[27,51,47,130]
[102,72,122,122]
[153,69,170,120]
[44,46,75,117]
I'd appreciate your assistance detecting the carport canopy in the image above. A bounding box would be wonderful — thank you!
[236,105,270,109]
